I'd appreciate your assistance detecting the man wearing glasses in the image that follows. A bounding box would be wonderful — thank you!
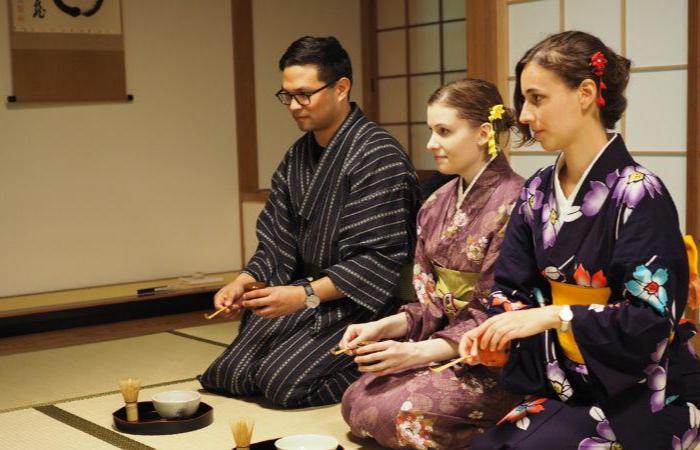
[200,36,420,408]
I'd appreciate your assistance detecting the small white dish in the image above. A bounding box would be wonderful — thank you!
[151,390,201,419]
[274,434,338,450]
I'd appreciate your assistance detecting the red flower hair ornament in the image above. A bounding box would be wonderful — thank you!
[590,51,608,107]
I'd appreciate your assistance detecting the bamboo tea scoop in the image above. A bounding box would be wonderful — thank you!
[205,282,267,319]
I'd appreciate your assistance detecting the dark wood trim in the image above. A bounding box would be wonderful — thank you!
[232,0,258,265]
[232,0,258,194]
[360,0,378,121]
[376,17,465,32]
[467,0,509,153]
[688,0,699,236]
[404,0,413,159]
[241,190,271,202]
[466,0,498,84]
[377,69,465,80]
[0,291,217,338]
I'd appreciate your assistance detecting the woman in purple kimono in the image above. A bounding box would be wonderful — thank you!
[461,31,700,450]
[340,78,523,449]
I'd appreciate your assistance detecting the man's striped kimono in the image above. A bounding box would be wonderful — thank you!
[200,104,420,407]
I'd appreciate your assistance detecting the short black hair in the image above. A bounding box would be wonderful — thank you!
[278,36,352,84]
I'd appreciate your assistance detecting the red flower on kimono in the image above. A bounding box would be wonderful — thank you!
[573,264,608,288]
[497,397,547,428]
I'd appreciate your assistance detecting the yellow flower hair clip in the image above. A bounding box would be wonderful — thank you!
[487,104,505,157]
[488,104,505,122]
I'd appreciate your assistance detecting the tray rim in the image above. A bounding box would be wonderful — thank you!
[112,400,213,435]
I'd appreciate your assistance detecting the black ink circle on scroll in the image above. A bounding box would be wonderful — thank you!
[53,0,104,17]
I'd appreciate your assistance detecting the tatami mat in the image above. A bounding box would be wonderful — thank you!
[57,380,381,450]
[175,320,240,345]
[0,333,223,411]
[0,408,118,450]
[0,319,384,449]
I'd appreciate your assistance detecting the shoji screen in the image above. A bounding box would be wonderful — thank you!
[506,0,688,230]
[375,0,467,173]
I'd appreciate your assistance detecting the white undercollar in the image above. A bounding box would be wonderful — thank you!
[456,154,497,210]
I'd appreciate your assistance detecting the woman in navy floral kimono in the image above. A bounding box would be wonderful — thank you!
[461,31,700,450]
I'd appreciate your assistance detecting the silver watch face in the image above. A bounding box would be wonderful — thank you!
[305,294,321,308]
[559,306,574,322]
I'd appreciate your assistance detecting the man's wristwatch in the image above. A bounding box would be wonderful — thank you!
[301,280,321,309]
[558,305,573,332]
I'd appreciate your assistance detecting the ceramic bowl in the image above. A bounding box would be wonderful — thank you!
[274,434,338,450]
[151,390,201,419]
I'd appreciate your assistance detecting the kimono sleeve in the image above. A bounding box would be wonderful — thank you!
[487,192,541,315]
[570,190,688,398]
[323,145,419,314]
[402,205,447,341]
[242,152,299,284]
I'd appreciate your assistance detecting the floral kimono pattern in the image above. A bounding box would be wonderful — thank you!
[472,135,700,450]
[342,152,524,449]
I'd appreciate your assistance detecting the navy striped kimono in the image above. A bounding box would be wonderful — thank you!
[200,104,420,407]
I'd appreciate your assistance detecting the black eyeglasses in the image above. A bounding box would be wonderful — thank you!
[275,80,337,105]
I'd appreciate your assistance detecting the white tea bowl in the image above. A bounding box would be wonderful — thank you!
[151,390,201,419]
[275,434,338,450]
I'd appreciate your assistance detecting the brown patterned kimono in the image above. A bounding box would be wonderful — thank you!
[342,153,524,449]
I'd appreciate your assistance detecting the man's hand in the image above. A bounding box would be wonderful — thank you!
[213,273,256,318]
[241,285,306,319]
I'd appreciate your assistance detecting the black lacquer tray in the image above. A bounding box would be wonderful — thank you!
[113,401,213,435]
[235,439,343,449]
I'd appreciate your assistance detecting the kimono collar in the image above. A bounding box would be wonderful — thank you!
[457,151,512,210]
[298,103,366,220]
[551,133,633,207]
[554,133,618,207]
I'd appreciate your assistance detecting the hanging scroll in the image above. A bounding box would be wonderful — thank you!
[8,0,127,102]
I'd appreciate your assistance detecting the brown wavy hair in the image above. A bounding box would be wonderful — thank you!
[514,30,631,145]
[428,78,516,149]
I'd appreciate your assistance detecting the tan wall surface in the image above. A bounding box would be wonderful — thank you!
[252,0,364,190]
[0,0,240,296]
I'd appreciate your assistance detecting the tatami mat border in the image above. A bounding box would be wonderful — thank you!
[167,330,229,347]
[0,377,197,414]
[35,404,156,450]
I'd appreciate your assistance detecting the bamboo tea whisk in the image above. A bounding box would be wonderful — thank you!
[119,378,141,422]
[231,417,255,449]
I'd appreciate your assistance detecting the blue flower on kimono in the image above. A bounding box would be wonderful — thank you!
[648,364,668,413]
[519,175,544,226]
[578,407,621,450]
[671,403,700,450]
[609,165,663,209]
[624,265,670,316]
[547,361,573,401]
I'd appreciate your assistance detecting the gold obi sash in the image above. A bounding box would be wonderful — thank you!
[434,265,480,319]
[549,280,611,364]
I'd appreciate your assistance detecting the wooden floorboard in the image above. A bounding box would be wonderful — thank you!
[0,310,213,356]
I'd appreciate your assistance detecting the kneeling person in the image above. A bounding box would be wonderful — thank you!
[341,79,523,449]
[199,36,420,408]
